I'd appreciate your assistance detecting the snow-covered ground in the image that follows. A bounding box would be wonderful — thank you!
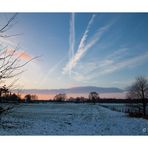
[0,103,148,135]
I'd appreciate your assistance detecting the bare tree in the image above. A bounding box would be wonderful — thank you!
[54,93,67,102]
[0,14,39,87]
[89,92,100,104]
[24,94,38,103]
[0,13,38,124]
[127,76,148,116]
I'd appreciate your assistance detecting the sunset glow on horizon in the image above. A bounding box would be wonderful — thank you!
[20,92,126,100]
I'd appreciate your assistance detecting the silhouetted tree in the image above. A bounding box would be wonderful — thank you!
[0,14,38,96]
[69,97,75,102]
[75,97,80,103]
[0,85,10,98]
[0,87,20,123]
[0,13,38,125]
[89,92,100,104]
[0,85,21,103]
[54,93,66,102]
[127,76,148,116]
[24,94,32,103]
[8,93,21,102]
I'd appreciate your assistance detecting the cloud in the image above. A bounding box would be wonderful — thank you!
[106,48,129,59]
[40,56,67,86]
[63,14,112,75]
[46,57,66,76]
[4,48,33,61]
[73,50,148,82]
[14,50,32,61]
[0,38,32,61]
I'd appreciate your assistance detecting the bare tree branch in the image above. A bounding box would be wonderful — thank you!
[0,13,18,33]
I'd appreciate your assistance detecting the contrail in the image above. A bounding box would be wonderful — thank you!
[42,57,66,83]
[63,14,113,76]
[78,14,96,52]
[63,14,96,74]
[64,24,109,73]
[69,13,75,77]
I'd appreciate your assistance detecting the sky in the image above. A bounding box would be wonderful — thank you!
[0,13,148,90]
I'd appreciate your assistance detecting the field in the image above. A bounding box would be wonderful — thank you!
[0,103,148,135]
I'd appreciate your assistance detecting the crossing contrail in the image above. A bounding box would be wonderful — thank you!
[63,14,112,77]
[63,14,96,74]
[68,13,75,77]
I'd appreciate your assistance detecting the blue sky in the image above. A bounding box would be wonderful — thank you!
[1,13,148,89]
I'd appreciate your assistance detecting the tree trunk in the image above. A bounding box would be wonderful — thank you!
[142,88,146,116]
[143,99,146,116]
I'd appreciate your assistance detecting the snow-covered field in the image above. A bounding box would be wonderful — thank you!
[0,103,148,135]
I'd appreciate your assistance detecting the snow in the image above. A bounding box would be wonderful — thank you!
[0,103,148,135]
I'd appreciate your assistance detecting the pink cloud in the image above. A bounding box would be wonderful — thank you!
[6,48,32,61]
[15,51,32,61]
